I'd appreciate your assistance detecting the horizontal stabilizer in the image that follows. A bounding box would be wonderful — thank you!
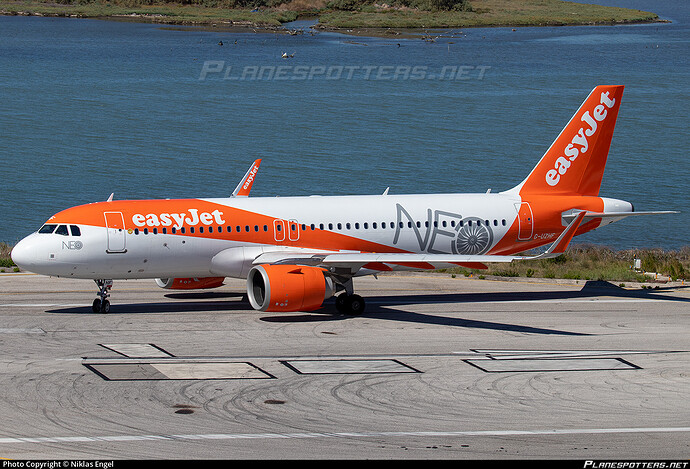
[583,210,678,219]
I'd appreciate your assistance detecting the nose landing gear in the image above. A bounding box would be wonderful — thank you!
[92,279,113,313]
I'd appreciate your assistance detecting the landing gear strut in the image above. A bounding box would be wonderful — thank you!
[92,279,113,313]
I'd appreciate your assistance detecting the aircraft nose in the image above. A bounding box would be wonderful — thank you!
[11,237,37,271]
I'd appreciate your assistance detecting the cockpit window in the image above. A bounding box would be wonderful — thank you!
[38,224,57,234]
[70,225,81,236]
[55,225,69,236]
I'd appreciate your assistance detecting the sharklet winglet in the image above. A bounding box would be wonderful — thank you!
[232,159,262,197]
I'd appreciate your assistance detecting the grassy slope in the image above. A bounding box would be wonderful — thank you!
[0,0,660,28]
[0,0,298,26]
[439,245,690,284]
[317,0,660,29]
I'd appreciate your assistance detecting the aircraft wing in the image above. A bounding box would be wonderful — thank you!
[252,210,587,271]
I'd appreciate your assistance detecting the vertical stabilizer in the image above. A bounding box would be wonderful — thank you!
[507,85,624,196]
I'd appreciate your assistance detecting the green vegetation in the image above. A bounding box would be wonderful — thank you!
[0,0,299,26]
[438,245,690,284]
[316,0,660,29]
[0,0,661,30]
[0,243,15,269]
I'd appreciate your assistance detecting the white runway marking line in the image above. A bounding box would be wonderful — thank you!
[0,328,45,334]
[1,427,689,445]
[0,297,672,308]
[101,343,174,358]
[0,304,85,307]
[463,350,669,360]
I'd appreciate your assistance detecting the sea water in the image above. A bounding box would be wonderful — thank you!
[0,0,688,249]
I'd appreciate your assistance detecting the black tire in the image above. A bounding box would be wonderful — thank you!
[101,299,110,314]
[335,293,348,314]
[92,298,101,314]
[345,294,365,316]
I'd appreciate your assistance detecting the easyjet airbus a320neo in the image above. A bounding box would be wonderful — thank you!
[11,85,675,314]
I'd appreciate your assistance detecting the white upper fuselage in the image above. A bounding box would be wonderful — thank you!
[10,191,630,280]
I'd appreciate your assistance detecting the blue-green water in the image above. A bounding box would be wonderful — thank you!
[1,0,688,249]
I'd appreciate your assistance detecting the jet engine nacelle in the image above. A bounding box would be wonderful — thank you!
[246,264,335,312]
[155,277,225,290]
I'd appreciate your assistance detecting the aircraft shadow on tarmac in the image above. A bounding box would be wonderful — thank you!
[46,281,688,336]
[262,309,588,336]
[263,281,689,336]
[47,292,250,315]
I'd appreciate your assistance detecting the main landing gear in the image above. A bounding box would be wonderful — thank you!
[335,293,366,315]
[92,279,113,313]
[332,276,366,315]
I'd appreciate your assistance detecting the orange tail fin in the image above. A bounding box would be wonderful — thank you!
[509,85,624,197]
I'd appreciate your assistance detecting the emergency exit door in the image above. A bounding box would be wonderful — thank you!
[515,203,534,241]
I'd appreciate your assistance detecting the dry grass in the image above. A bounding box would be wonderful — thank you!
[274,0,327,12]
[440,244,690,283]
[0,243,16,268]
[0,0,298,25]
[0,0,661,28]
[317,0,660,29]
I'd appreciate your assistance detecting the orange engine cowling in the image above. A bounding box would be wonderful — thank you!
[155,277,225,290]
[246,264,336,312]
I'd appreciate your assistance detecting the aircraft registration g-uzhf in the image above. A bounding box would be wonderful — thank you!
[11,85,676,314]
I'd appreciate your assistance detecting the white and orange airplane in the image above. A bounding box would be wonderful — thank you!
[11,85,674,314]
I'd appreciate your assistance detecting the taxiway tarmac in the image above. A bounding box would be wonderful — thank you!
[0,272,688,459]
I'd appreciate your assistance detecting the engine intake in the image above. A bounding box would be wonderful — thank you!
[247,264,335,312]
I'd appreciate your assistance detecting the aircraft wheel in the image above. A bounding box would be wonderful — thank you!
[345,294,365,316]
[335,293,348,314]
[335,293,365,315]
[93,298,110,313]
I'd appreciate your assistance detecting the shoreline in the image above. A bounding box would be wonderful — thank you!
[0,0,666,35]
